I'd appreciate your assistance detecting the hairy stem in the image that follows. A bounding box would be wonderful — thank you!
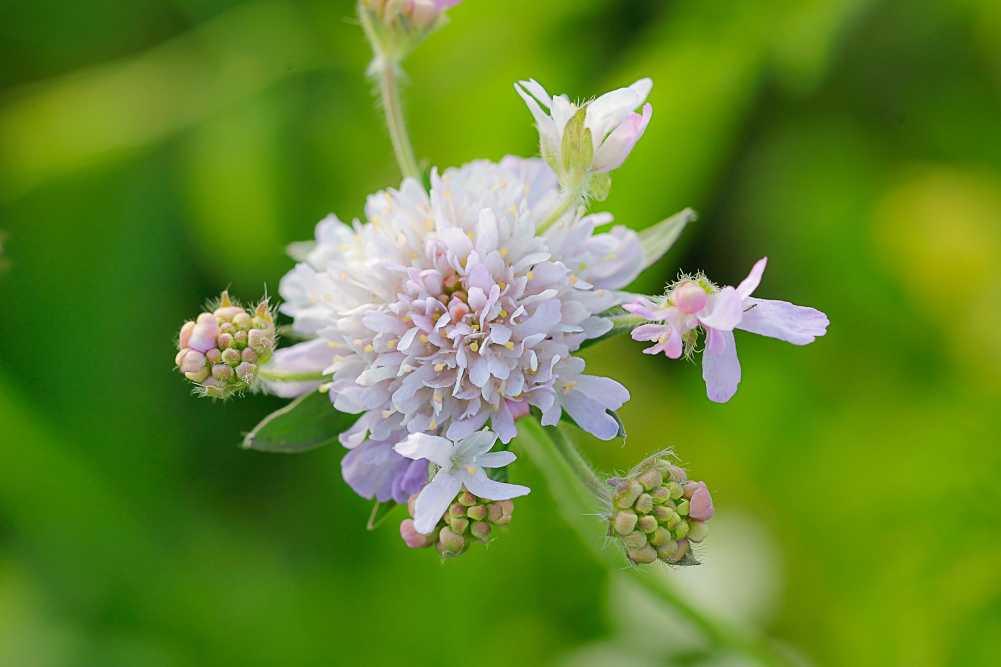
[535,188,577,234]
[257,369,330,383]
[515,418,795,667]
[379,61,421,181]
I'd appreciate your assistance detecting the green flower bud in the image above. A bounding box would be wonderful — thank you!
[667,481,684,500]
[448,503,466,519]
[655,540,678,560]
[498,499,514,516]
[486,503,504,523]
[676,500,690,516]
[667,538,690,563]
[467,505,487,521]
[457,491,476,507]
[628,544,658,565]
[176,291,277,399]
[614,480,643,509]
[438,527,465,553]
[638,470,663,491]
[450,517,469,535]
[623,531,647,550]
[652,505,672,523]
[665,466,688,483]
[613,510,638,535]
[687,520,709,543]
[673,520,689,540]
[649,527,672,546]
[470,521,491,540]
[638,515,658,533]
[650,486,670,503]
[635,493,654,514]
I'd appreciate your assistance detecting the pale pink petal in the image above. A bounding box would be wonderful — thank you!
[631,323,669,342]
[476,451,517,468]
[412,472,463,534]
[689,482,714,521]
[592,103,652,173]
[560,391,620,440]
[698,287,744,331]
[704,326,727,357]
[455,468,530,501]
[702,330,741,403]
[737,257,767,299]
[394,433,454,469]
[736,297,829,345]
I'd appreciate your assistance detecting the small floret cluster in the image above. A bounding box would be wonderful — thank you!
[175,292,276,399]
[606,454,714,566]
[401,486,515,558]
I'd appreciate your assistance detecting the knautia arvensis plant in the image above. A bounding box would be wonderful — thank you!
[172,2,825,663]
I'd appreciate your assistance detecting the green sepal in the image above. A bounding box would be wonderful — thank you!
[638,208,696,269]
[591,172,612,201]
[367,500,402,530]
[561,106,593,178]
[241,389,359,453]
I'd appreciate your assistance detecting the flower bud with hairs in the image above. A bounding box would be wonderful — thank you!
[605,450,714,567]
[175,291,277,399]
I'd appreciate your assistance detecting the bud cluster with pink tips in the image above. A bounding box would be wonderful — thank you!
[606,453,714,567]
[175,291,277,399]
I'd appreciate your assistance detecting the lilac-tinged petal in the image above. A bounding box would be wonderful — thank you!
[394,432,454,469]
[704,326,727,357]
[392,458,430,504]
[623,297,659,320]
[736,297,829,345]
[413,472,463,534]
[476,451,517,468]
[592,104,652,173]
[702,330,741,403]
[574,374,629,411]
[631,323,669,342]
[455,468,530,502]
[737,257,767,299]
[698,287,743,331]
[454,429,498,459]
[561,390,620,440]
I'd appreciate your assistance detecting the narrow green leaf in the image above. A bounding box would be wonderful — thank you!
[638,208,697,269]
[241,389,359,453]
[367,500,402,530]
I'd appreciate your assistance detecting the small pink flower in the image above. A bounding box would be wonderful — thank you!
[627,258,829,402]
[689,481,714,521]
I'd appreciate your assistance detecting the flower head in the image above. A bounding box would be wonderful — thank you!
[606,451,713,566]
[175,291,276,399]
[361,0,463,63]
[269,157,637,502]
[394,429,529,534]
[399,486,516,557]
[625,258,829,402]
[515,78,653,181]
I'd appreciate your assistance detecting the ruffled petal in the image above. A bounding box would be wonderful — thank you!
[736,257,767,299]
[394,432,454,469]
[698,287,744,331]
[455,468,530,501]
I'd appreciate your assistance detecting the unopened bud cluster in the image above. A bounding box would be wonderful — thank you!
[400,486,514,558]
[607,455,714,566]
[175,291,276,399]
[360,0,458,63]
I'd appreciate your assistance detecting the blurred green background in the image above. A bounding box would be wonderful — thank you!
[2,0,1000,665]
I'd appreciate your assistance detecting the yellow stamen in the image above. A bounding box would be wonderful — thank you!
[429,421,437,430]
[420,335,428,343]
[425,220,433,230]
[505,342,515,350]
[318,383,331,393]
[464,464,478,475]
[338,244,349,251]
[354,339,363,347]
[332,355,343,363]
[527,271,534,280]
[499,282,507,290]
[470,342,479,352]
[402,316,411,322]
[434,363,444,372]
[501,248,508,257]
[412,252,418,259]
[363,344,374,353]
[402,364,412,372]
[309,297,317,303]
[387,340,396,349]
[500,310,508,317]
[328,341,339,348]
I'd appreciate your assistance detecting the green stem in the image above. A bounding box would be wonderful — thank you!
[536,189,577,233]
[379,60,421,181]
[257,369,330,383]
[514,418,795,667]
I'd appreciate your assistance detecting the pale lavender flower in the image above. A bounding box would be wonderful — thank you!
[625,258,829,403]
[515,78,653,174]
[269,157,639,502]
[394,430,529,533]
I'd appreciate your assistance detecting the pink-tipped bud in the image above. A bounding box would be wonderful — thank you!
[668,538,690,563]
[448,296,470,322]
[186,313,221,353]
[400,519,433,548]
[672,282,707,315]
[177,349,206,374]
[507,399,530,421]
[689,482,714,521]
[178,321,195,350]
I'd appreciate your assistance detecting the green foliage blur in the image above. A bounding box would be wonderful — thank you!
[2,0,1000,665]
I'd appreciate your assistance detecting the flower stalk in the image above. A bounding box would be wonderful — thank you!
[378,61,421,180]
[514,417,795,667]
